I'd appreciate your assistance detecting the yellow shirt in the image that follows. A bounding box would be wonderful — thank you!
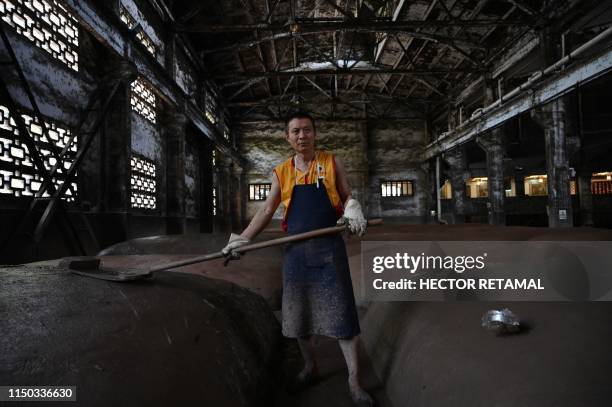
[273,150,344,231]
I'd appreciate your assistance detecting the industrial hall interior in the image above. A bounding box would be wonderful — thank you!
[2,0,612,406]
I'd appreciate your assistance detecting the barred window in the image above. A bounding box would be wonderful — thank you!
[0,0,79,71]
[381,180,413,197]
[0,105,77,201]
[523,175,546,197]
[592,172,612,195]
[248,183,271,201]
[211,149,217,215]
[440,179,452,199]
[504,177,516,197]
[466,177,488,198]
[205,88,219,125]
[130,154,156,210]
[212,184,217,216]
[119,5,156,57]
[523,174,576,197]
[130,78,156,124]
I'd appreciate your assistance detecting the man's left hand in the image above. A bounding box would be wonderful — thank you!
[337,199,367,236]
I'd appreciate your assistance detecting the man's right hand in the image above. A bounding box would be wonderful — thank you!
[222,233,251,256]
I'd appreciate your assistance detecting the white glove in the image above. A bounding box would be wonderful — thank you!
[221,233,250,256]
[337,199,367,236]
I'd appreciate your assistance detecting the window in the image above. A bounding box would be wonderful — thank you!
[466,177,488,198]
[0,0,79,71]
[119,4,156,57]
[592,172,612,195]
[0,104,77,201]
[130,78,156,124]
[222,123,230,142]
[211,149,217,215]
[130,154,156,209]
[381,180,413,197]
[523,174,577,196]
[504,177,516,197]
[440,179,452,199]
[249,183,271,201]
[205,88,219,125]
[524,175,547,196]
[212,184,217,216]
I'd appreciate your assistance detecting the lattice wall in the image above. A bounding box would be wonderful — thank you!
[0,105,77,201]
[204,88,218,125]
[212,184,216,215]
[130,78,156,124]
[0,0,79,71]
[119,5,156,57]
[130,154,156,210]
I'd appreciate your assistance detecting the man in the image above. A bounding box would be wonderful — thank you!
[222,111,373,406]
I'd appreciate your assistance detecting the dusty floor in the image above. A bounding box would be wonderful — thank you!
[270,304,393,407]
[362,301,612,407]
[89,223,612,406]
[271,224,612,407]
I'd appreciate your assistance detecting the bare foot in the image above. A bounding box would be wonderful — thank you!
[349,382,374,406]
[288,365,319,392]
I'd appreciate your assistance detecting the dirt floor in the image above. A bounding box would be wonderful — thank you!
[272,330,392,407]
[275,224,612,407]
[361,301,612,407]
[23,223,612,407]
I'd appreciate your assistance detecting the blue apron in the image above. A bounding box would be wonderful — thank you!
[281,181,361,339]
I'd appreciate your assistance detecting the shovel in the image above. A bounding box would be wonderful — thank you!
[64,218,382,282]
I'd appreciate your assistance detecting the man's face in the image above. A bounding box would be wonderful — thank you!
[285,117,316,154]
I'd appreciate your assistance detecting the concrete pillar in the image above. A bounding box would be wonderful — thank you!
[199,139,214,233]
[418,161,434,223]
[448,105,458,131]
[514,171,525,197]
[577,174,594,226]
[221,156,233,232]
[539,26,557,66]
[483,73,496,106]
[98,60,138,244]
[231,163,244,231]
[164,112,188,234]
[82,61,135,214]
[427,160,439,223]
[164,33,176,79]
[531,98,574,227]
[103,60,138,213]
[358,121,369,213]
[443,147,469,224]
[477,128,506,225]
[212,157,221,233]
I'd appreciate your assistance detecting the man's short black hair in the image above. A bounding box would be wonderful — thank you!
[285,111,316,132]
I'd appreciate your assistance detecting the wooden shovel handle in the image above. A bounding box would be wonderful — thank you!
[148,218,383,272]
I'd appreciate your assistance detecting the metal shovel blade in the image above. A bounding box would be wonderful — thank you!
[71,267,153,282]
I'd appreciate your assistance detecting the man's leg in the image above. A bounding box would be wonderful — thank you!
[338,336,374,405]
[295,336,319,384]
